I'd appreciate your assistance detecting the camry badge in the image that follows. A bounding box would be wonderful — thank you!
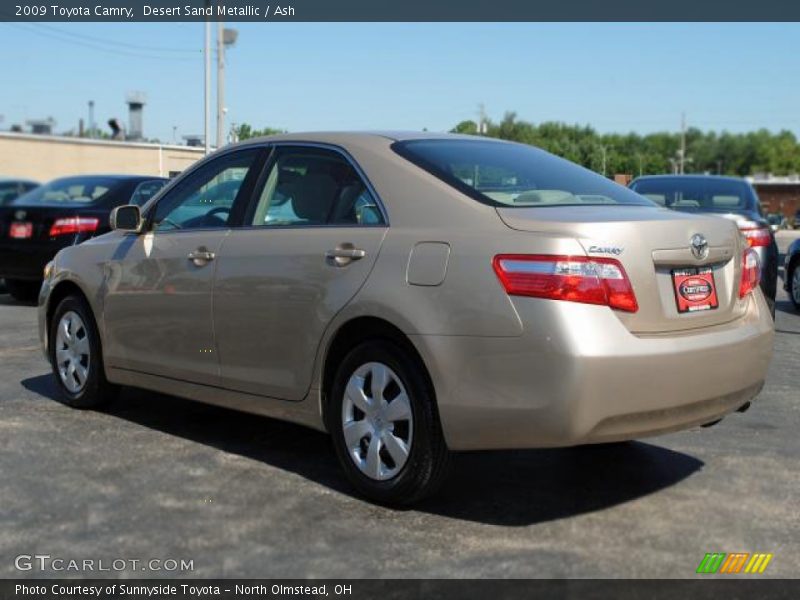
[587,244,624,256]
[690,234,709,260]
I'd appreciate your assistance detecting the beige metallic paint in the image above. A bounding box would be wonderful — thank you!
[39,132,774,451]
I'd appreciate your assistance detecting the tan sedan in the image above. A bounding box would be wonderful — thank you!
[38,133,774,504]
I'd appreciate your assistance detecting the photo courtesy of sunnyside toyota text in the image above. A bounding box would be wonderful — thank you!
[0,1,798,598]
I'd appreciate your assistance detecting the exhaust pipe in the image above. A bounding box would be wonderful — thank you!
[737,401,751,413]
[701,418,723,428]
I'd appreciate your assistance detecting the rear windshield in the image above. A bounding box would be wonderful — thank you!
[629,177,757,213]
[13,177,120,205]
[392,139,654,208]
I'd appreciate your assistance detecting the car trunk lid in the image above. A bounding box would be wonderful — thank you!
[0,203,102,242]
[496,205,747,333]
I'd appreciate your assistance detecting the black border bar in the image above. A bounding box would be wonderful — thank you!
[3,0,800,22]
[2,580,800,600]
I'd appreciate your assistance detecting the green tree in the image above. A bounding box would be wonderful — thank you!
[234,123,286,141]
[451,112,800,177]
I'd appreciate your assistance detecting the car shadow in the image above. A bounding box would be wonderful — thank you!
[0,293,36,307]
[22,374,704,527]
[775,297,798,319]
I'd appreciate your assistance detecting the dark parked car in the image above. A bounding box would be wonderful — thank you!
[0,178,39,205]
[0,174,163,302]
[630,175,779,318]
[785,237,800,311]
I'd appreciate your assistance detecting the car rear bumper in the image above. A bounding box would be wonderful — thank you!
[413,290,774,451]
[0,240,67,281]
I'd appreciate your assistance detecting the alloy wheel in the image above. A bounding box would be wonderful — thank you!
[341,362,414,481]
[55,311,91,394]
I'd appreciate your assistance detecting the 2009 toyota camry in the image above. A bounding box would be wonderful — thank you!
[38,132,774,504]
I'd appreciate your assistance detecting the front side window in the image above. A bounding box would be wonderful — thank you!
[152,149,259,231]
[393,139,654,208]
[247,147,384,227]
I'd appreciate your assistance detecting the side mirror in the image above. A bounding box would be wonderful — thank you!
[110,205,142,232]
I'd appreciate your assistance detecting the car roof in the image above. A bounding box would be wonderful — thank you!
[0,177,39,184]
[46,174,164,183]
[236,131,506,147]
[632,174,748,184]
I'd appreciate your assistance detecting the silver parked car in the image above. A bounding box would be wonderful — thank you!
[38,133,774,504]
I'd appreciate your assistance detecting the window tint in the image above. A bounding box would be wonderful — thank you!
[153,149,259,231]
[12,177,118,205]
[248,148,384,227]
[0,181,37,206]
[629,177,756,213]
[392,139,653,208]
[129,179,167,207]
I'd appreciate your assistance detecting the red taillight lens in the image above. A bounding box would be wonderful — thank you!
[49,217,99,237]
[493,254,638,313]
[738,224,771,248]
[738,248,761,299]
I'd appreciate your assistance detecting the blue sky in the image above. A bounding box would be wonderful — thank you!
[1,22,798,143]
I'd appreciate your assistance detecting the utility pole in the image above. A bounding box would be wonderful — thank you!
[203,10,211,155]
[216,21,225,148]
[215,26,238,148]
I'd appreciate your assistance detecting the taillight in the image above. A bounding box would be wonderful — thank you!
[493,254,638,313]
[738,223,771,248]
[49,217,99,237]
[738,248,761,299]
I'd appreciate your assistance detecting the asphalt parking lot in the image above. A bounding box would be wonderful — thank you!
[1,233,798,579]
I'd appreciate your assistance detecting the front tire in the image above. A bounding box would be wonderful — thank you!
[329,340,450,505]
[49,295,118,408]
[5,278,40,303]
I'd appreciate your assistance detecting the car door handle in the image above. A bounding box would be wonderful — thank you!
[187,249,215,265]
[325,245,366,266]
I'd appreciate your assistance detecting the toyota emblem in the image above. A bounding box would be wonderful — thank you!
[14,210,26,220]
[690,233,709,260]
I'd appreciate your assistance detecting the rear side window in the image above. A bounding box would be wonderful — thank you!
[392,139,653,208]
[247,147,384,227]
[629,178,756,212]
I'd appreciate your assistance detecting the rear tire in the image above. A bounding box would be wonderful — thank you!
[789,261,800,311]
[5,278,40,303]
[49,295,118,408]
[329,340,450,505]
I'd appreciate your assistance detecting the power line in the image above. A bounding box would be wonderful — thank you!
[0,22,197,61]
[29,22,200,54]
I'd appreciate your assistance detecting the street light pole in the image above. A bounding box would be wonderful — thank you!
[203,13,211,155]
[216,21,225,148]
